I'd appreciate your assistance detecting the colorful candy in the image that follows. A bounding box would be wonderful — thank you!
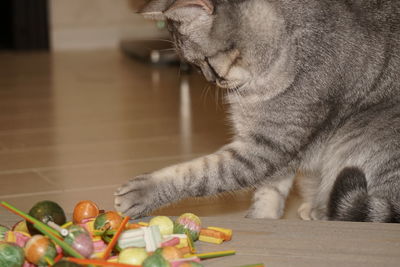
[64,225,94,258]
[118,225,162,252]
[94,211,123,231]
[158,246,183,261]
[118,247,148,265]
[207,227,232,240]
[149,216,174,236]
[0,241,25,267]
[27,201,66,236]
[12,221,30,234]
[73,201,99,224]
[1,201,238,267]
[24,235,57,266]
[142,253,170,267]
[52,260,82,267]
[174,213,201,241]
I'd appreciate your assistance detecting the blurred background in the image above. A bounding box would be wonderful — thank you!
[0,0,300,223]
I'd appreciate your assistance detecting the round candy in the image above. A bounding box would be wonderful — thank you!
[24,235,57,266]
[94,211,122,231]
[73,200,99,224]
[159,246,183,261]
[174,213,201,241]
[143,253,170,267]
[0,242,25,267]
[119,248,148,265]
[53,260,82,267]
[64,225,94,258]
[27,201,66,235]
[149,216,174,236]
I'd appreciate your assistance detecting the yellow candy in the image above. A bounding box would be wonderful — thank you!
[199,235,224,244]
[207,226,232,241]
[149,216,174,236]
[119,248,148,265]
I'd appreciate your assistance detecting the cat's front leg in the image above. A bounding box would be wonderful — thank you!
[114,141,274,218]
[246,173,295,219]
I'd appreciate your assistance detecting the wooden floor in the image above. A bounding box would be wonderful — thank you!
[0,49,301,218]
[1,50,399,267]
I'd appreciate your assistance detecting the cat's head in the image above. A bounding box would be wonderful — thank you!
[139,0,285,92]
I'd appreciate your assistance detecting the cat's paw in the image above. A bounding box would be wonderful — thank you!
[114,174,156,218]
[298,202,312,220]
[246,188,285,219]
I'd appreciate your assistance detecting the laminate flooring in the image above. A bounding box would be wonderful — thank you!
[0,49,301,220]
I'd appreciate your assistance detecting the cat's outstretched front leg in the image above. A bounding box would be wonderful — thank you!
[114,141,277,218]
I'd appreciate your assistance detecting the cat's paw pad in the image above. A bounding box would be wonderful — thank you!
[114,175,154,218]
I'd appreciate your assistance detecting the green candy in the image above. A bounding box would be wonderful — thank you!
[0,242,25,267]
[184,262,204,267]
[173,223,199,241]
[173,213,201,241]
[27,200,66,235]
[53,260,83,267]
[143,253,170,267]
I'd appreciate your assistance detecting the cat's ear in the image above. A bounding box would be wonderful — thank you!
[138,0,170,20]
[164,0,214,22]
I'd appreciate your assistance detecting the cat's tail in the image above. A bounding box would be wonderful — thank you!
[327,167,400,223]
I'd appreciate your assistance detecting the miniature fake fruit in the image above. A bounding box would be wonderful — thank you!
[24,235,57,266]
[94,211,122,230]
[73,200,99,224]
[27,200,67,235]
[64,225,94,258]
[0,242,25,267]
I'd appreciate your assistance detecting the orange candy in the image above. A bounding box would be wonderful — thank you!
[73,200,100,224]
[161,246,184,261]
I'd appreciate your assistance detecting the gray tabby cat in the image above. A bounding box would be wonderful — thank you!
[115,0,400,222]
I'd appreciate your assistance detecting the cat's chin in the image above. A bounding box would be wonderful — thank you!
[216,79,245,91]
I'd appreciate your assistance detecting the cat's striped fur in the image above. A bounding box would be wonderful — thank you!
[115,0,400,222]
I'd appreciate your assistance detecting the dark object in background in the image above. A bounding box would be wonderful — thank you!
[0,0,49,50]
[120,39,191,73]
[120,39,180,66]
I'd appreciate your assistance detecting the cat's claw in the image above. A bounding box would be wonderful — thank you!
[114,175,154,218]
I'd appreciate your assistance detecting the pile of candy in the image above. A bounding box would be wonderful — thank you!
[0,200,254,267]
